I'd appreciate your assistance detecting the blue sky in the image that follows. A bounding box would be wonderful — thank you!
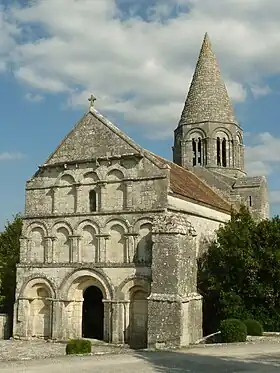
[1,0,280,229]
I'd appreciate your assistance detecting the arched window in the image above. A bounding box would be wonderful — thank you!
[217,137,221,166]
[222,138,227,167]
[192,139,196,166]
[216,131,230,167]
[192,137,202,166]
[89,190,97,212]
[197,138,202,165]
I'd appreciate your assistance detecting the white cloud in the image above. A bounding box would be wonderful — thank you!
[0,1,280,136]
[245,132,280,176]
[251,84,271,98]
[0,152,25,161]
[0,6,19,71]
[24,92,44,102]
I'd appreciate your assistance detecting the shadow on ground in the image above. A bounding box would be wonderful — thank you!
[133,349,280,372]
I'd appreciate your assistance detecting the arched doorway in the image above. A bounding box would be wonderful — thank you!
[82,286,104,339]
[129,288,148,349]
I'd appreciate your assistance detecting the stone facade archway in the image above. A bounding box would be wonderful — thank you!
[14,277,56,339]
[116,276,150,348]
[59,269,113,341]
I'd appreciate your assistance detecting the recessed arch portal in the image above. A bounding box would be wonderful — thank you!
[60,269,113,341]
[82,285,104,339]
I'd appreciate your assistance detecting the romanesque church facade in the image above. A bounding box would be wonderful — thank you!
[13,34,269,348]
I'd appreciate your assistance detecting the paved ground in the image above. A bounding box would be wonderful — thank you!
[0,339,129,361]
[1,339,280,372]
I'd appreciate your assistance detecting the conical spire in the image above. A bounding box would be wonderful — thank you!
[178,33,237,126]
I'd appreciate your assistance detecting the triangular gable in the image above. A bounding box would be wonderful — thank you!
[45,108,164,169]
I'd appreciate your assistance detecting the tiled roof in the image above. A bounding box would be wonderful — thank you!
[154,154,233,213]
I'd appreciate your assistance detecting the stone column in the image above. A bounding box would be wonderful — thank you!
[234,140,239,168]
[180,140,188,167]
[124,233,138,263]
[148,212,202,349]
[51,187,59,214]
[94,235,102,263]
[241,144,245,170]
[71,300,83,339]
[51,237,58,264]
[74,183,83,213]
[69,235,81,263]
[51,299,66,340]
[124,181,133,210]
[19,236,29,263]
[27,299,33,337]
[44,236,55,263]
[99,183,107,212]
[123,235,129,264]
[110,301,125,344]
[103,300,111,342]
[96,234,109,262]
[14,298,30,338]
[207,137,216,167]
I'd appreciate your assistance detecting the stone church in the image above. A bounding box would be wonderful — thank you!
[13,33,269,348]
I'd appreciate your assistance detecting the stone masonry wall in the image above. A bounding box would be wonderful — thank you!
[14,148,168,343]
[0,314,8,339]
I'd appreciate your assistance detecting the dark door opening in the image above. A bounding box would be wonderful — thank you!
[82,286,104,339]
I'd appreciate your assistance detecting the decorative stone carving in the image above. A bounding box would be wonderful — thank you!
[152,212,196,236]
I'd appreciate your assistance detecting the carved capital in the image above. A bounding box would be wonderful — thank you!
[95,234,110,239]
[124,233,138,237]
[152,212,196,236]
[74,183,82,190]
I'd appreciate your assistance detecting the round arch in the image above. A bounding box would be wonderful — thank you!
[59,269,114,301]
[116,276,151,301]
[25,221,48,238]
[212,127,233,140]
[133,217,153,231]
[82,171,100,184]
[18,275,56,299]
[185,128,206,140]
[56,173,76,185]
[106,168,125,181]
[75,219,100,235]
[104,217,130,232]
[51,221,73,236]
[236,132,243,144]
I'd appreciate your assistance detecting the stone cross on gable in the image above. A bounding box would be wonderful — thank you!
[88,94,96,108]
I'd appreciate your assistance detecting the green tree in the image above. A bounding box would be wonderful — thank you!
[198,206,265,334]
[250,216,280,330]
[0,215,22,317]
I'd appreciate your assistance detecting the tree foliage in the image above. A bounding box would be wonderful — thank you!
[198,206,280,334]
[0,215,22,315]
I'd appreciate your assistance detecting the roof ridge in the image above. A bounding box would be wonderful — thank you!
[44,112,88,165]
[89,108,167,170]
[44,108,166,169]
[150,153,234,212]
[172,162,233,210]
[192,166,233,191]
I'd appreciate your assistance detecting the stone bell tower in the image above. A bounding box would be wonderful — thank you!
[173,33,246,180]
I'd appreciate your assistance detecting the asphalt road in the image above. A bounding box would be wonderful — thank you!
[1,344,280,373]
